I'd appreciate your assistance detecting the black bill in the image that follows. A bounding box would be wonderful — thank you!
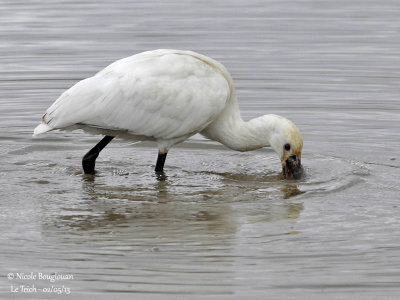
[282,155,303,180]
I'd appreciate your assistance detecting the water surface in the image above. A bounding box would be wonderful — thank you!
[1,0,400,299]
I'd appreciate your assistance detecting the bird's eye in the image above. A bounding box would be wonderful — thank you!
[284,143,291,151]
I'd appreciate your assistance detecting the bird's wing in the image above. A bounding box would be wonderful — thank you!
[41,51,231,140]
[41,75,120,129]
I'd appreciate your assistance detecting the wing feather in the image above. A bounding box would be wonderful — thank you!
[40,50,231,141]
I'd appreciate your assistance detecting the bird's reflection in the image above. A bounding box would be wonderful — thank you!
[281,183,305,199]
[42,169,306,235]
[155,171,167,182]
[82,173,96,183]
[153,172,169,201]
[64,170,301,228]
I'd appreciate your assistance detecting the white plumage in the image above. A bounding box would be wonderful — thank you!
[35,50,230,150]
[34,49,304,178]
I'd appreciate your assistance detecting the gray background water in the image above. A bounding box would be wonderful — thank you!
[1,0,399,299]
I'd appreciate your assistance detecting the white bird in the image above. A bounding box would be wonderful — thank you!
[34,49,303,179]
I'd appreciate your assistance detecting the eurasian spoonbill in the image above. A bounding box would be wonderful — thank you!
[34,49,303,179]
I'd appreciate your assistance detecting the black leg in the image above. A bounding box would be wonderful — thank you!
[155,152,168,173]
[82,136,114,174]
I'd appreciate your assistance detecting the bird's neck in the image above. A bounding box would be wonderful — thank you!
[201,97,280,152]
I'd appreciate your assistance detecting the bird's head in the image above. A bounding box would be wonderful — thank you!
[268,115,303,179]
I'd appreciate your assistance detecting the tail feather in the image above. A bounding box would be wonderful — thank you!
[33,122,53,136]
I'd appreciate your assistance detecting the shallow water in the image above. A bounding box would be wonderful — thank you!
[1,0,400,299]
